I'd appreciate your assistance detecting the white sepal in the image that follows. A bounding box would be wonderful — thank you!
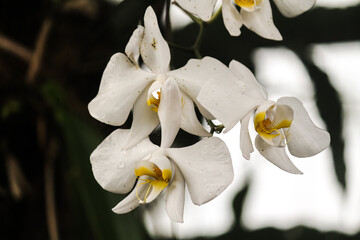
[124,86,159,149]
[175,0,218,21]
[141,7,170,73]
[229,60,268,100]
[125,25,144,66]
[112,178,146,214]
[169,57,227,104]
[240,110,255,160]
[158,78,182,148]
[90,129,159,194]
[197,63,265,132]
[278,97,331,157]
[180,91,212,137]
[88,53,153,126]
[165,165,185,223]
[222,0,244,36]
[165,137,234,205]
[169,57,233,120]
[241,0,282,41]
[255,135,303,174]
[273,0,316,18]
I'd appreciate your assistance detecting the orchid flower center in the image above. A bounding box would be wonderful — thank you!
[234,0,263,10]
[254,110,292,145]
[134,162,171,204]
[147,90,161,113]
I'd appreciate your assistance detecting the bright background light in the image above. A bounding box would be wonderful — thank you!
[316,0,360,7]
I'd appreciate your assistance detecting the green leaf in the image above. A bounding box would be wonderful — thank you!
[41,80,148,240]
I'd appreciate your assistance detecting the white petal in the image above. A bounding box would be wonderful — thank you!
[124,85,159,149]
[165,137,234,205]
[175,0,218,21]
[240,0,282,41]
[196,102,215,120]
[222,0,243,36]
[240,110,254,160]
[229,60,268,100]
[90,129,159,193]
[195,58,265,132]
[278,97,331,157]
[255,135,303,174]
[112,180,145,214]
[141,7,170,73]
[271,103,294,127]
[181,91,212,137]
[168,57,221,101]
[273,0,316,18]
[125,25,144,66]
[158,78,182,148]
[88,53,153,126]
[169,57,229,120]
[165,165,185,223]
[148,150,173,173]
[256,100,276,113]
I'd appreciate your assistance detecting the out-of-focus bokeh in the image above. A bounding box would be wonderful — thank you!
[1,0,359,239]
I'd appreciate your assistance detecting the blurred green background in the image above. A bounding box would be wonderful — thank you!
[1,0,359,239]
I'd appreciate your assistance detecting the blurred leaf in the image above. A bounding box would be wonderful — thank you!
[1,98,21,119]
[41,80,148,240]
[295,50,346,190]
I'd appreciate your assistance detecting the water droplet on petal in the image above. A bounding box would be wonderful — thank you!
[117,162,125,169]
[121,149,129,156]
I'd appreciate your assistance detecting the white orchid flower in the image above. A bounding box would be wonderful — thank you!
[90,129,234,222]
[228,60,330,174]
[175,0,316,40]
[88,6,262,148]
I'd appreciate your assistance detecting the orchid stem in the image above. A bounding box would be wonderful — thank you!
[169,1,208,59]
[206,119,225,134]
[167,41,192,52]
[173,2,202,25]
[192,20,204,59]
[208,5,222,24]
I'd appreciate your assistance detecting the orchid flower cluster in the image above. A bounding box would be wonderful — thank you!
[88,0,330,223]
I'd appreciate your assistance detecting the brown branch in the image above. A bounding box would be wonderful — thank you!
[37,116,59,240]
[44,137,59,240]
[0,34,32,62]
[26,18,53,84]
[5,153,31,200]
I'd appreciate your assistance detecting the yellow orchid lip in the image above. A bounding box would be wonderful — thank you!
[147,87,184,113]
[254,109,292,145]
[234,0,263,9]
[134,162,172,204]
[147,90,161,113]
